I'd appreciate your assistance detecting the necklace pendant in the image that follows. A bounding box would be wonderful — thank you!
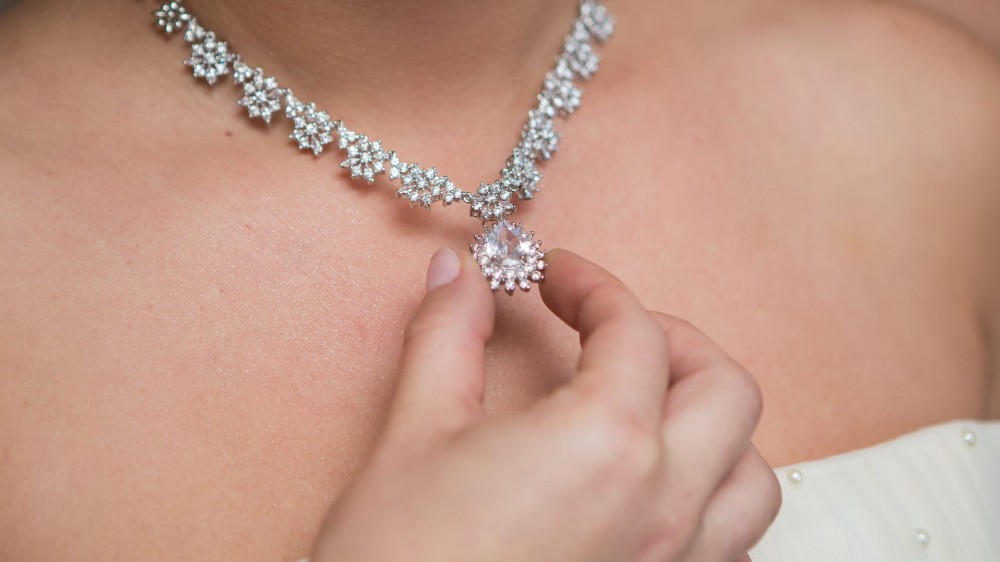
[471,220,547,295]
[151,0,614,299]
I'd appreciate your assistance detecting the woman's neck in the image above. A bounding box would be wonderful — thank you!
[186,0,583,121]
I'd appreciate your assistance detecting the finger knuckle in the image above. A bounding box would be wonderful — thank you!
[577,400,662,484]
[652,312,699,339]
[657,312,695,330]
[610,419,661,483]
[643,509,700,560]
[727,367,764,426]
[586,277,631,304]
[706,510,757,560]
[578,278,635,322]
[717,467,784,557]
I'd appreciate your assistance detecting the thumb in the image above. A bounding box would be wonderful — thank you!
[386,247,496,442]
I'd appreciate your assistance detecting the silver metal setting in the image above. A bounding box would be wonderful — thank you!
[392,160,453,211]
[152,2,191,35]
[231,57,256,85]
[539,71,583,117]
[185,31,232,85]
[337,126,390,183]
[521,110,560,161]
[183,18,206,44]
[150,0,613,294]
[502,146,542,200]
[471,182,516,222]
[288,97,335,156]
[471,221,547,295]
[580,0,616,43]
[237,68,283,124]
[561,35,600,80]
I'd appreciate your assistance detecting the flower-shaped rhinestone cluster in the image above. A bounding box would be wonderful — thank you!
[500,146,543,200]
[538,70,583,117]
[521,109,561,161]
[338,128,390,183]
[150,0,613,294]
[152,1,191,35]
[562,38,600,80]
[390,159,457,211]
[287,97,335,155]
[238,69,283,123]
[184,31,232,85]
[580,0,616,43]
[471,181,516,222]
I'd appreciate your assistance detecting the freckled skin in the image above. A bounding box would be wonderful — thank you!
[0,0,998,560]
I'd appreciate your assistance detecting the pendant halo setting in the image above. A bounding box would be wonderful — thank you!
[151,0,613,295]
[471,220,546,295]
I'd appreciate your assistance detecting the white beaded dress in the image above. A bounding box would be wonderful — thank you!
[749,419,1000,561]
[295,420,997,562]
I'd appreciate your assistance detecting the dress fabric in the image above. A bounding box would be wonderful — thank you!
[749,419,1000,562]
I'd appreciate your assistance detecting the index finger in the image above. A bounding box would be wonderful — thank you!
[540,249,670,424]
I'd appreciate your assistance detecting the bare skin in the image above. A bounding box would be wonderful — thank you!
[902,0,1000,51]
[309,248,778,562]
[1,0,999,560]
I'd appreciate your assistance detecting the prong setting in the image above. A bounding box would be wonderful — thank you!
[151,0,612,295]
[471,221,547,295]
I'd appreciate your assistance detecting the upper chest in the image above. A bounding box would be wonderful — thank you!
[0,60,988,458]
[1,6,996,559]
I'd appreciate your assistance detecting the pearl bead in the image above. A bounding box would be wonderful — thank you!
[962,430,977,447]
[786,468,804,485]
[916,529,931,546]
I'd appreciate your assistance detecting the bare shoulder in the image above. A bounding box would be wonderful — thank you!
[834,0,1000,112]
[0,3,48,345]
[741,0,1000,134]
[0,3,32,216]
[715,1,1000,242]
[750,0,1000,412]
[0,0,58,191]
[0,3,47,246]
[834,1,1000,415]
[900,0,1000,53]
[668,0,1000,188]
[656,0,1000,411]
[803,2,1000,200]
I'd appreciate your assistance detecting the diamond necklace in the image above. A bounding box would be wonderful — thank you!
[151,0,614,295]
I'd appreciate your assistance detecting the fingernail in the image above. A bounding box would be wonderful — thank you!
[426,247,461,292]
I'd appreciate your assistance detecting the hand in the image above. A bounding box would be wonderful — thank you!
[309,248,780,562]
